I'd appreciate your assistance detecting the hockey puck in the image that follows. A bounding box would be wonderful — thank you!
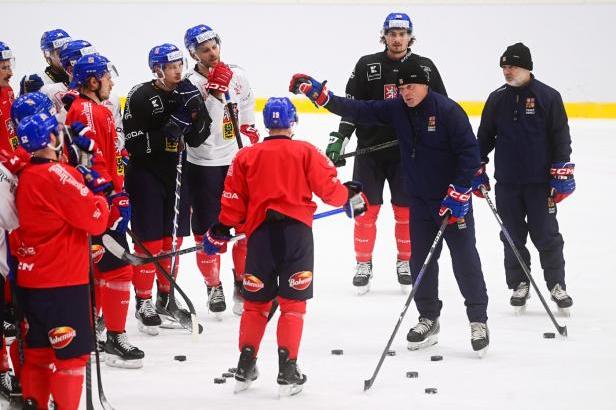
[425,387,438,394]
[543,332,556,339]
[331,349,344,355]
[213,378,226,384]
[386,350,396,356]
[174,355,187,362]
[406,371,418,378]
[228,367,237,373]
[430,355,443,362]
[222,372,234,378]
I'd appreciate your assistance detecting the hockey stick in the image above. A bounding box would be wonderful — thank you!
[125,230,203,335]
[339,140,398,160]
[364,214,449,392]
[480,186,567,336]
[224,92,243,149]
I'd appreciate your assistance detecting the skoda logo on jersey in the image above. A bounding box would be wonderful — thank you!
[367,63,382,81]
[288,271,313,291]
[149,95,164,114]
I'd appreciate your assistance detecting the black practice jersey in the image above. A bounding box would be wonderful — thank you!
[123,79,210,189]
[339,50,447,150]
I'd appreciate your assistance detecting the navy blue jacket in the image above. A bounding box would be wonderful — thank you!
[326,91,480,200]
[477,76,572,184]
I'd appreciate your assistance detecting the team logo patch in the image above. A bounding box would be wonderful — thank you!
[525,98,536,115]
[149,95,164,114]
[367,63,381,81]
[91,244,106,264]
[48,326,77,350]
[427,116,436,132]
[288,271,313,291]
[243,274,264,293]
[384,84,398,100]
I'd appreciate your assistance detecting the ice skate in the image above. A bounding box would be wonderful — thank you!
[104,331,144,369]
[510,282,530,314]
[407,317,439,350]
[396,260,412,293]
[207,283,226,320]
[550,284,573,316]
[234,346,259,393]
[232,278,244,316]
[135,297,161,336]
[470,322,489,358]
[0,370,21,404]
[352,261,372,295]
[156,291,190,329]
[277,348,307,398]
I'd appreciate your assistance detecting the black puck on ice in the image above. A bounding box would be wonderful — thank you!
[543,332,556,339]
[406,371,418,378]
[331,349,344,355]
[430,355,443,361]
[174,355,187,362]
[425,387,438,394]
[386,350,396,356]
[222,372,234,378]
[213,378,226,384]
[228,367,237,373]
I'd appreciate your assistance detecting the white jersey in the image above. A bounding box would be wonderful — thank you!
[0,163,18,278]
[185,64,255,167]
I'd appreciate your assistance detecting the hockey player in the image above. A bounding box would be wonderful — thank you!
[474,43,574,313]
[202,97,367,395]
[64,54,144,368]
[13,112,109,409]
[325,12,447,294]
[290,62,490,356]
[19,29,72,95]
[184,24,258,317]
[123,43,210,334]
[0,42,17,153]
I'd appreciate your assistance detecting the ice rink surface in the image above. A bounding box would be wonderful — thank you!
[87,115,615,410]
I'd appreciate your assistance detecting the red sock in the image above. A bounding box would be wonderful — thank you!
[393,205,411,260]
[276,297,306,360]
[51,355,88,410]
[21,347,54,407]
[100,276,132,333]
[132,239,163,299]
[239,300,273,356]
[354,204,380,262]
[232,238,247,281]
[194,235,221,286]
[157,236,183,292]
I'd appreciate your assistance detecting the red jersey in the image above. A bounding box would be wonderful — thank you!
[219,136,349,238]
[0,86,17,153]
[65,94,124,192]
[14,159,109,288]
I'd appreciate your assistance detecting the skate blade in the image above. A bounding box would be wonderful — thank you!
[558,307,571,317]
[209,310,224,321]
[407,335,438,351]
[400,284,411,294]
[513,304,527,315]
[475,346,489,358]
[354,283,370,296]
[137,321,160,335]
[233,380,253,394]
[105,355,143,369]
[278,384,303,398]
[232,302,244,316]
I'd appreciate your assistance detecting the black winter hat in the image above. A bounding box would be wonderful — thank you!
[500,42,533,71]
[397,61,429,86]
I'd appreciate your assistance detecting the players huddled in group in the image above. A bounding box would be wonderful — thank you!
[0,10,576,409]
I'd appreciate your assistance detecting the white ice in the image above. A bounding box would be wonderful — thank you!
[82,116,616,410]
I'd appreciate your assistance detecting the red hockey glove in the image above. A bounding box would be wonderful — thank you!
[289,74,331,107]
[203,223,232,256]
[108,192,131,235]
[0,148,30,175]
[550,162,575,203]
[207,62,233,93]
[240,124,260,144]
[439,184,472,224]
[471,163,490,198]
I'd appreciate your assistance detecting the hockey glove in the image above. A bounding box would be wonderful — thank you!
[326,132,349,167]
[289,74,331,107]
[0,148,30,175]
[67,122,97,167]
[173,79,205,121]
[549,162,575,203]
[207,62,233,93]
[343,181,368,218]
[471,163,490,198]
[240,124,260,144]
[61,89,79,111]
[439,184,472,224]
[19,74,44,94]
[108,192,131,235]
[162,119,185,152]
[76,165,113,196]
[203,223,233,256]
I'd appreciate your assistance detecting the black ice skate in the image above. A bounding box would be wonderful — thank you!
[207,283,226,320]
[0,370,21,405]
[232,277,244,316]
[277,348,307,398]
[135,297,161,336]
[396,260,412,293]
[156,291,191,329]
[407,317,439,350]
[104,331,144,369]
[470,322,489,358]
[510,282,530,314]
[550,284,573,316]
[234,346,259,393]
[353,261,373,295]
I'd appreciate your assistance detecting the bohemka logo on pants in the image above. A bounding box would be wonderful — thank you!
[91,244,106,264]
[289,271,313,291]
[48,326,77,349]
[243,274,264,292]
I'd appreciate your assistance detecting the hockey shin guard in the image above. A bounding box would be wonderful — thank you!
[194,234,221,287]
[276,297,307,360]
[232,238,248,281]
[239,300,273,356]
[100,268,132,333]
[51,355,88,410]
[157,236,183,292]
[354,204,380,262]
[132,239,163,299]
[393,205,411,260]
[21,347,54,406]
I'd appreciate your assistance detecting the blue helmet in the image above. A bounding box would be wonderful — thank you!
[148,43,184,71]
[382,12,413,33]
[0,41,14,62]
[263,97,298,129]
[70,54,115,89]
[184,24,221,52]
[16,112,59,152]
[40,29,72,55]
[11,92,56,125]
[60,40,97,69]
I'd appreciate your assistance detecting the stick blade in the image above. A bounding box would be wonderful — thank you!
[363,379,374,391]
[102,234,126,260]
[558,325,568,337]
